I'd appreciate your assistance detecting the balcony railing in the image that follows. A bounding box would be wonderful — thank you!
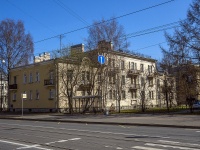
[9,84,17,90]
[44,79,54,86]
[129,84,140,90]
[147,72,155,78]
[108,67,120,76]
[79,80,92,90]
[127,69,140,77]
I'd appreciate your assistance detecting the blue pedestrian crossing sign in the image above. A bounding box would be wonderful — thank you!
[98,55,105,65]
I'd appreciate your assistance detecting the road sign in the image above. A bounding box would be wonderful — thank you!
[98,55,105,65]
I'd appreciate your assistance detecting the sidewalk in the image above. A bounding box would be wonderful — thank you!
[0,112,200,129]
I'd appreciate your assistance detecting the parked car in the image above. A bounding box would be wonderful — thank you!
[193,101,200,109]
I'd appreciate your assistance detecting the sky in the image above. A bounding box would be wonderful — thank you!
[0,0,193,61]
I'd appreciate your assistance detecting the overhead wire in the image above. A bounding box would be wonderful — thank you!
[34,0,176,44]
[53,0,88,25]
[33,21,181,56]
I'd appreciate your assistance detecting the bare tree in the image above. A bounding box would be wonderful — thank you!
[159,72,176,112]
[0,19,34,111]
[139,67,156,112]
[86,18,129,51]
[55,45,104,114]
[0,19,34,72]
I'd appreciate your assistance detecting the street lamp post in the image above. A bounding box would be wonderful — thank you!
[0,60,5,111]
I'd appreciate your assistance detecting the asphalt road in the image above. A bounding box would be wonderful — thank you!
[0,119,199,150]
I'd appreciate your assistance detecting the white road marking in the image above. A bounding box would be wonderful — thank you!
[158,140,180,144]
[68,138,81,141]
[45,138,81,145]
[57,140,68,142]
[17,145,41,149]
[0,122,170,139]
[132,146,166,150]
[158,140,200,147]
[116,147,123,149]
[196,131,200,132]
[0,139,51,150]
[104,145,123,149]
[145,143,200,150]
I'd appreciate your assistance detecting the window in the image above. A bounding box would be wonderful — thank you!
[49,89,54,99]
[36,72,40,82]
[109,90,112,99]
[141,91,145,100]
[67,70,73,81]
[36,90,39,100]
[140,64,144,72]
[148,65,153,73]
[131,62,134,70]
[108,58,111,66]
[157,79,160,87]
[113,90,116,99]
[109,76,112,83]
[29,90,32,100]
[23,73,27,84]
[112,59,115,67]
[149,79,153,86]
[29,72,33,83]
[122,75,125,85]
[149,91,154,99]
[141,77,145,86]
[158,92,161,99]
[131,91,137,99]
[49,71,54,79]
[14,76,17,84]
[97,73,101,82]
[86,71,90,80]
[122,90,126,99]
[82,71,85,80]
[121,60,125,70]
[97,89,102,96]
[82,91,85,96]
[113,75,116,84]
[13,93,16,101]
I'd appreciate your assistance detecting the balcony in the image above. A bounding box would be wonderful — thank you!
[44,79,55,86]
[127,69,140,77]
[147,72,155,78]
[9,84,17,90]
[108,67,120,76]
[129,84,140,90]
[78,81,92,91]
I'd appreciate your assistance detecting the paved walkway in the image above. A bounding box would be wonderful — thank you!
[0,112,200,129]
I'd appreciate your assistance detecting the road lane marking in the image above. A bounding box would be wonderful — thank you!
[105,145,123,149]
[68,138,81,141]
[145,143,200,150]
[0,123,169,139]
[158,140,180,144]
[17,145,41,149]
[158,140,200,147]
[0,139,51,150]
[45,138,81,145]
[132,146,166,150]
[57,140,68,142]
[116,147,123,149]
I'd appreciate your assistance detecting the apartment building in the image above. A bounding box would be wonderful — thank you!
[8,41,176,112]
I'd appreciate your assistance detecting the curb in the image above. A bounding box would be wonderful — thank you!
[1,117,200,129]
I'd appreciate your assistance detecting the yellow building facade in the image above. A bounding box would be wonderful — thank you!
[9,57,57,112]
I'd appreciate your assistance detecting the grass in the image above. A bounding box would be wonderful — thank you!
[116,106,191,114]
